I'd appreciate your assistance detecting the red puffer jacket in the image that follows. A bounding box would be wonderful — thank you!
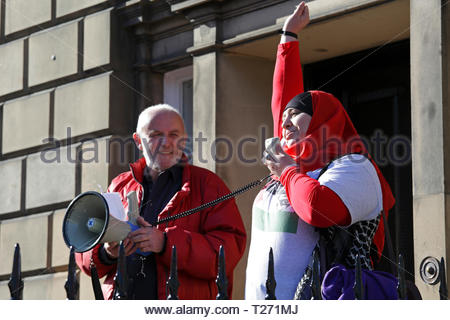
[75,157,247,300]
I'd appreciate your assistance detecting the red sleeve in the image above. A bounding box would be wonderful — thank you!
[280,166,351,227]
[157,173,246,282]
[75,244,116,279]
[272,41,304,138]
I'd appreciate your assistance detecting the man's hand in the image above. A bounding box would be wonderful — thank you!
[104,238,136,259]
[282,1,310,35]
[263,140,297,177]
[128,216,166,253]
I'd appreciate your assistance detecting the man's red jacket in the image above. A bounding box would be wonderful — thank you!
[75,157,247,299]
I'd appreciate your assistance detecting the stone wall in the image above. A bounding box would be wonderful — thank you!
[0,0,135,299]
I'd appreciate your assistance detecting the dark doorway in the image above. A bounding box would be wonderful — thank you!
[303,39,413,279]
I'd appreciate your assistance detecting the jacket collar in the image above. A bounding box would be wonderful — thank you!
[129,157,147,184]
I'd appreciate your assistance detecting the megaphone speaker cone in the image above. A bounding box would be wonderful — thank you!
[62,191,131,252]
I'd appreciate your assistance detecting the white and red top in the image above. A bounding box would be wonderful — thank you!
[245,41,394,300]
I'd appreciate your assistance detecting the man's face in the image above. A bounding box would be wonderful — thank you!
[281,108,312,147]
[134,111,186,173]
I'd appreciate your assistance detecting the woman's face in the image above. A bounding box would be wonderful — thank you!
[281,108,312,147]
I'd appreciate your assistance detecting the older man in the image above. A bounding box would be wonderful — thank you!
[76,104,246,300]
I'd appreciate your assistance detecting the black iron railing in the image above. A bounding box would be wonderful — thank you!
[5,243,445,300]
[167,245,179,300]
[8,243,23,300]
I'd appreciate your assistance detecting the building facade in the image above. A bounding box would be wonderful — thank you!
[0,0,447,300]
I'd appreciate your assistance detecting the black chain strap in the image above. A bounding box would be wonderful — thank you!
[155,174,272,225]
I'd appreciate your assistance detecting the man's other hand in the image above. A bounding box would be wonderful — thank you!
[104,238,136,259]
[128,216,165,253]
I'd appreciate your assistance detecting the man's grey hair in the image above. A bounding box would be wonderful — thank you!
[136,104,184,135]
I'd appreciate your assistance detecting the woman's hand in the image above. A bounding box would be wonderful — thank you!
[282,1,310,35]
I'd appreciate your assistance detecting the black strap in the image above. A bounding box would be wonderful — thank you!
[278,30,298,39]
[317,162,332,180]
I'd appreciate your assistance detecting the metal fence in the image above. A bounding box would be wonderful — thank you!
[5,243,448,300]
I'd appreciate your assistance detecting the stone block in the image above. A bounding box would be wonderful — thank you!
[26,146,76,209]
[0,280,10,299]
[52,209,70,267]
[79,271,96,300]
[193,23,217,47]
[413,193,446,299]
[54,73,110,140]
[216,53,273,299]
[29,21,78,86]
[410,0,445,197]
[81,137,110,193]
[56,0,107,17]
[0,213,50,275]
[153,30,193,64]
[22,272,68,299]
[5,0,51,35]
[84,9,111,70]
[2,91,50,154]
[193,52,216,172]
[0,39,23,96]
[0,158,22,215]
[126,0,140,6]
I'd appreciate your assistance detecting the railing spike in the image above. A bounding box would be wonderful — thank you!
[265,247,276,300]
[353,254,364,300]
[90,259,104,300]
[439,257,448,300]
[167,245,179,300]
[311,247,322,300]
[216,245,228,300]
[8,243,24,300]
[113,241,128,300]
[397,253,406,299]
[64,246,79,300]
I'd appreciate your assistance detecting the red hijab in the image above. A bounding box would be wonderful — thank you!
[283,90,395,259]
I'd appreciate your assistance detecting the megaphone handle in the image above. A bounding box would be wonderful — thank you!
[127,222,152,257]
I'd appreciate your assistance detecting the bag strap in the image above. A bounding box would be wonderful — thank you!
[315,153,362,272]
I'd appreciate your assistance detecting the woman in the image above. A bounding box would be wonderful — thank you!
[245,2,395,300]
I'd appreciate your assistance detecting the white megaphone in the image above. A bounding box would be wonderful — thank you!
[62,190,140,253]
